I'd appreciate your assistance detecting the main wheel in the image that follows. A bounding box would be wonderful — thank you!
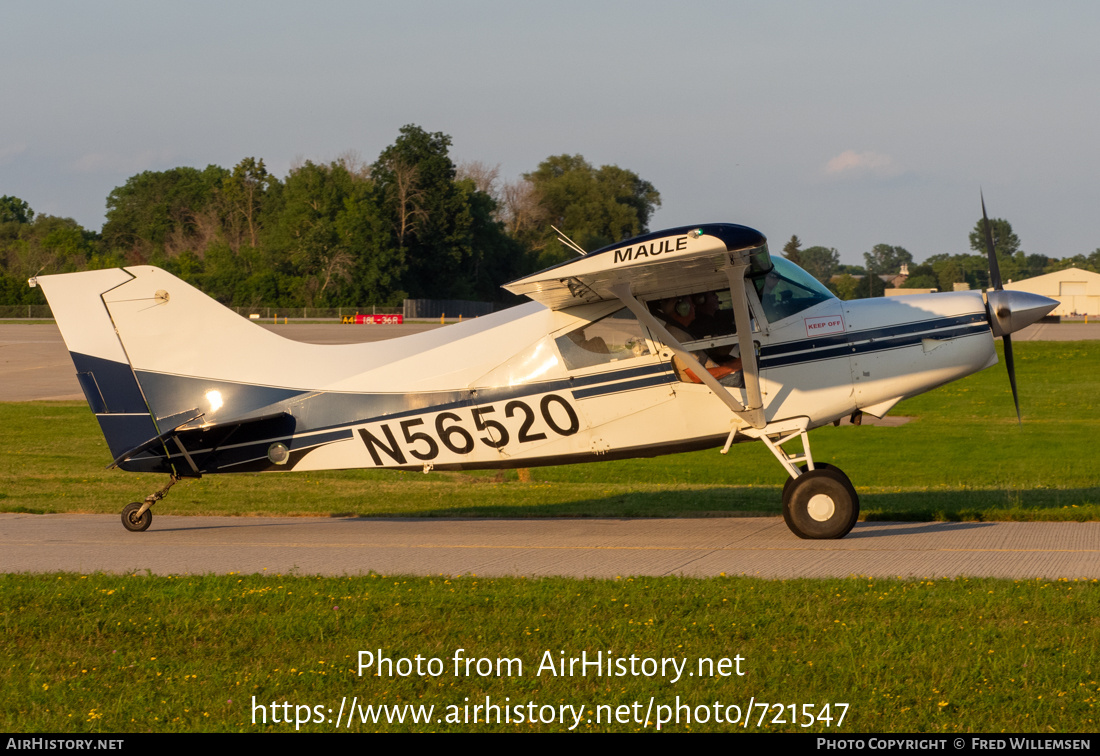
[782,468,859,540]
[121,502,152,532]
[781,463,854,505]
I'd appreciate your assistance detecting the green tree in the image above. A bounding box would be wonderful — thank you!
[221,157,273,250]
[456,176,530,301]
[863,244,913,278]
[103,165,229,260]
[830,273,862,301]
[798,245,839,284]
[266,159,389,306]
[0,196,34,224]
[523,154,660,268]
[782,235,802,266]
[969,216,1023,283]
[932,257,965,291]
[372,125,473,299]
[899,263,938,289]
[0,214,102,305]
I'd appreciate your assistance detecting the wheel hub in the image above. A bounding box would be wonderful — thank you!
[807,493,835,521]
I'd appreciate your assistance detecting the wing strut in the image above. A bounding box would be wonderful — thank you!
[608,282,766,429]
[722,262,766,426]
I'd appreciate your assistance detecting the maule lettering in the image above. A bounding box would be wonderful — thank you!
[613,236,687,264]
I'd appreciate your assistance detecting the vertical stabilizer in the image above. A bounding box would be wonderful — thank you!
[34,269,161,461]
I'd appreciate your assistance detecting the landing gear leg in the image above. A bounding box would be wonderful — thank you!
[121,475,178,532]
[758,426,859,539]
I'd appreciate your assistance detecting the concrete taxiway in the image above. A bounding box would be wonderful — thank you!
[2,514,1097,579]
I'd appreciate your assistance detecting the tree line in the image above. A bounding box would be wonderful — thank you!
[782,220,1099,300]
[3,124,1097,309]
[0,125,660,308]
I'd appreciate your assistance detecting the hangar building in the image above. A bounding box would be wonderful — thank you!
[1004,267,1100,317]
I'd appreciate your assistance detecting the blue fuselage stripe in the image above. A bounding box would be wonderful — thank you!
[759,318,989,369]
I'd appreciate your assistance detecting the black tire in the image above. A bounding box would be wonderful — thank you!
[781,463,851,506]
[782,468,859,540]
[121,502,152,532]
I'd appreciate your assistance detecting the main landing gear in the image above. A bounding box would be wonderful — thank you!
[121,475,179,532]
[782,466,859,540]
[756,424,860,540]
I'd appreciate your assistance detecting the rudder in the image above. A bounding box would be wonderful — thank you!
[33,268,163,464]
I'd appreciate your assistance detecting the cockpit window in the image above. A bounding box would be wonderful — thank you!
[752,257,836,323]
[555,308,652,370]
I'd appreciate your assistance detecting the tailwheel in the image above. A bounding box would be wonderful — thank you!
[119,474,179,532]
[782,467,859,540]
[121,502,153,532]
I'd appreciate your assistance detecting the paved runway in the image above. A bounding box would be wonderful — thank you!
[2,513,1097,579]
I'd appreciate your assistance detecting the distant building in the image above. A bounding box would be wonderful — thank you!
[885,263,909,289]
[1004,267,1100,316]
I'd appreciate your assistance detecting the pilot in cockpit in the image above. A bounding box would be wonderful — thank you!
[657,295,744,388]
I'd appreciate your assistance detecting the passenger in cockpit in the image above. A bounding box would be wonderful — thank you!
[657,296,743,387]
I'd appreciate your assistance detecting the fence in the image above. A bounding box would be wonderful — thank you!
[0,305,53,318]
[228,306,402,320]
[402,298,495,319]
[0,302,493,320]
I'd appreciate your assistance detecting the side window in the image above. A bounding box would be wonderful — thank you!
[685,289,737,340]
[650,289,741,345]
[555,308,652,370]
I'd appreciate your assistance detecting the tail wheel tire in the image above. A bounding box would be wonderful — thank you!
[122,502,152,532]
[782,468,859,540]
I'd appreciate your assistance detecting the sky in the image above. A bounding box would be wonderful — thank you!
[2,1,1098,266]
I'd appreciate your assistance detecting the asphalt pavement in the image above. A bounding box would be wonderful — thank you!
[2,514,1097,579]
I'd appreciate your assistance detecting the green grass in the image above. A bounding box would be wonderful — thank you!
[2,572,1097,733]
[2,341,1097,523]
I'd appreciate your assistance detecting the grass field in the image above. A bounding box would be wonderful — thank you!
[2,572,1097,733]
[3,341,1098,523]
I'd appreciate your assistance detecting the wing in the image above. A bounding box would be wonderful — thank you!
[506,224,771,429]
[502,224,770,309]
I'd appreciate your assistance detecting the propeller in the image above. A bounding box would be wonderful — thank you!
[980,192,1021,424]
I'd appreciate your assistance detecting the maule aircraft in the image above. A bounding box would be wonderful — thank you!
[31,201,1057,538]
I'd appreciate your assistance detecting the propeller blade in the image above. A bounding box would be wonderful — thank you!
[981,190,1003,290]
[982,192,1021,424]
[1003,333,1021,424]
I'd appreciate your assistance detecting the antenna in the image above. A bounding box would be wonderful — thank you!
[551,225,588,256]
[26,265,46,288]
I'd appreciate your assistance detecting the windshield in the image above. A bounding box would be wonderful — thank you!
[752,257,836,323]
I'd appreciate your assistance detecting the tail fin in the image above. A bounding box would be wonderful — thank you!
[34,268,164,466]
[35,265,446,475]
[35,266,346,474]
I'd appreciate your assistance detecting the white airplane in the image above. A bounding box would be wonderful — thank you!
[31,208,1057,538]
